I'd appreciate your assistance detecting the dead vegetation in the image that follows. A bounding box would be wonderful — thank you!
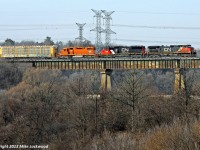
[0,68,200,149]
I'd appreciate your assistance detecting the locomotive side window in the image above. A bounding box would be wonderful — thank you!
[148,46,161,52]
[130,46,144,53]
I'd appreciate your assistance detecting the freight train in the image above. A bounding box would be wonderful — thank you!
[100,45,196,57]
[0,44,197,59]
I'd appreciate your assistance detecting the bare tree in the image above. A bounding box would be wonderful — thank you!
[0,69,65,144]
[174,69,200,122]
[111,70,151,132]
[0,63,23,89]
[55,71,100,149]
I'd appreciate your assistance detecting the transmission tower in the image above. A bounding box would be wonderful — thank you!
[101,10,116,48]
[91,9,104,52]
[76,23,86,45]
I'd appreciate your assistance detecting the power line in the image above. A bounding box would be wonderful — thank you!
[0,23,200,31]
[0,27,69,31]
[1,10,199,16]
[0,24,92,27]
[116,11,200,16]
[0,24,74,27]
[113,24,200,30]
[115,38,200,45]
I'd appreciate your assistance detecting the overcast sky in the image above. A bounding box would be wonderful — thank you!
[0,0,200,48]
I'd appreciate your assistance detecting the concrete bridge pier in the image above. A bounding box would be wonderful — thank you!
[32,62,36,67]
[100,69,113,91]
[174,68,186,95]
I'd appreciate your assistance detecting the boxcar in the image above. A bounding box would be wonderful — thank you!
[0,45,57,58]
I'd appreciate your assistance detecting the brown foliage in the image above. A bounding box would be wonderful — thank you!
[1,69,200,149]
[0,69,64,144]
[87,131,141,150]
[143,120,200,150]
[0,63,23,89]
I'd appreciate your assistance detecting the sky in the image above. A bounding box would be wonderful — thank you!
[0,0,200,48]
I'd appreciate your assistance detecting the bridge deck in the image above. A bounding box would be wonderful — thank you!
[1,57,200,70]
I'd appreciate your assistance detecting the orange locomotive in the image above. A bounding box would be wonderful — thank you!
[57,46,95,58]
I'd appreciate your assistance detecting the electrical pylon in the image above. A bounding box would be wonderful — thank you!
[91,9,104,52]
[101,10,116,48]
[76,23,86,45]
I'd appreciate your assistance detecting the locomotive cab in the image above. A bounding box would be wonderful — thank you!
[100,48,115,55]
[177,45,196,56]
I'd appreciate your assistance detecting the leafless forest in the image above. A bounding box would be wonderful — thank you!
[1,63,200,150]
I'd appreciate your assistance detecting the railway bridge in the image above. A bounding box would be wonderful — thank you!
[3,57,200,94]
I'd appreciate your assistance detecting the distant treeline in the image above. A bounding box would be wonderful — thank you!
[0,36,93,50]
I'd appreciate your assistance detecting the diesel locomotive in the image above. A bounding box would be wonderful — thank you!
[100,45,196,57]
